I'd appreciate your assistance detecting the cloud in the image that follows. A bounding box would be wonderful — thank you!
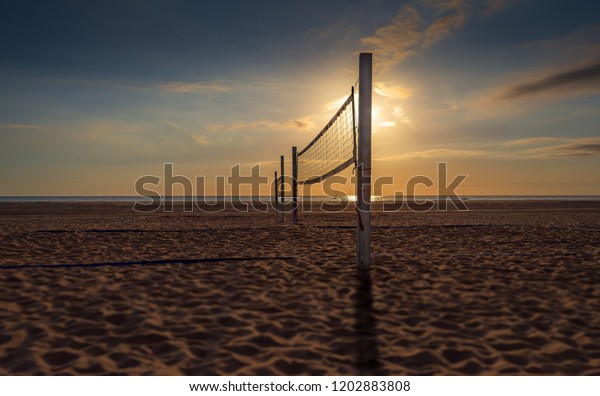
[375,137,600,162]
[374,82,414,99]
[193,135,209,145]
[158,82,232,93]
[423,10,466,47]
[483,0,510,14]
[495,59,600,100]
[206,117,314,133]
[288,119,312,129]
[0,123,50,130]
[377,148,485,161]
[392,106,411,125]
[325,95,349,110]
[527,137,600,157]
[423,0,511,14]
[520,24,600,55]
[361,6,422,71]
[305,20,357,41]
[361,0,511,72]
[506,137,562,146]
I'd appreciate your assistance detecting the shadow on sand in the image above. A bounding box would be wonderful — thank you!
[354,268,382,375]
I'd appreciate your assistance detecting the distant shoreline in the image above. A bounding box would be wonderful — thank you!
[1,195,600,203]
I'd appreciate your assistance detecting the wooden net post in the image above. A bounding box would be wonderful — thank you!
[280,155,285,224]
[357,53,372,269]
[292,146,298,225]
[274,171,279,223]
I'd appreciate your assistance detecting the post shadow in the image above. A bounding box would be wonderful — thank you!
[354,268,381,374]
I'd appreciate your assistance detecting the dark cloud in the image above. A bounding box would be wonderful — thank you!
[529,138,600,157]
[497,60,600,100]
[289,120,310,129]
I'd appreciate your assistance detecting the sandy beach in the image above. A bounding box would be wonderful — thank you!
[0,200,599,375]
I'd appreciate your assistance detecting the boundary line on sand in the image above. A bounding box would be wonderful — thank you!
[34,227,280,233]
[317,224,514,229]
[0,256,296,270]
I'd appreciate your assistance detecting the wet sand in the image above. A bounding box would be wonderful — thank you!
[0,200,599,375]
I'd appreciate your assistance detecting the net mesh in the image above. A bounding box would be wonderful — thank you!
[297,92,356,185]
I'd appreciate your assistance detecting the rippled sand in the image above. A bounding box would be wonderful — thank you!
[0,201,599,375]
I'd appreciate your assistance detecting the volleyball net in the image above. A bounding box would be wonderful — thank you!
[297,90,357,185]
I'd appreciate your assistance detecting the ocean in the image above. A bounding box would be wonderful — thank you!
[1,195,599,203]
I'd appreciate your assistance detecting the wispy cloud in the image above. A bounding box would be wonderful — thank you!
[374,82,414,99]
[361,6,422,71]
[193,135,209,145]
[375,137,600,161]
[392,106,411,125]
[377,148,486,161]
[325,95,349,110]
[361,0,510,72]
[158,82,232,93]
[305,20,357,41]
[476,0,513,14]
[0,123,50,130]
[423,7,466,47]
[527,137,600,157]
[506,137,562,146]
[206,117,314,133]
[520,24,600,55]
[495,59,600,100]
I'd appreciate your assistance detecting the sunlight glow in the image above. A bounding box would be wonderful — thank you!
[392,106,410,125]
[373,106,382,121]
[325,95,348,110]
[343,195,383,202]
[374,82,413,100]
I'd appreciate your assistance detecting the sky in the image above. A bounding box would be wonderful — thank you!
[0,0,599,196]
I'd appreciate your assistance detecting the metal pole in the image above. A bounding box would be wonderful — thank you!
[274,171,278,223]
[292,146,298,225]
[280,155,285,224]
[357,53,372,269]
